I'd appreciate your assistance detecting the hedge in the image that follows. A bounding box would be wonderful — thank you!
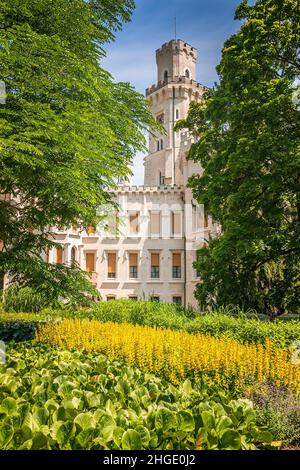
[0,299,299,348]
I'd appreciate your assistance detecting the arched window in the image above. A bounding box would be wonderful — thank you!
[176,109,179,120]
[164,70,168,82]
[159,172,165,186]
[71,246,76,266]
[160,139,163,150]
[185,69,190,79]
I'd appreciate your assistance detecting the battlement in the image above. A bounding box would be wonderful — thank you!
[146,76,206,96]
[155,38,198,85]
[109,185,183,195]
[156,39,197,59]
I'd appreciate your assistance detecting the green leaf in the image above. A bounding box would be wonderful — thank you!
[56,421,76,447]
[75,428,96,449]
[220,430,241,450]
[201,410,215,430]
[182,379,193,394]
[255,430,273,444]
[33,407,49,426]
[31,432,49,450]
[121,429,142,450]
[0,418,14,448]
[177,411,195,432]
[155,407,177,432]
[74,412,95,430]
[0,397,18,416]
[99,413,116,441]
[216,415,233,433]
[112,427,125,447]
[135,426,150,446]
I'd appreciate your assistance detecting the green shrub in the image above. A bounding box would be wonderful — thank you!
[248,384,300,447]
[57,300,300,348]
[3,287,47,313]
[0,320,43,342]
[2,299,300,348]
[0,343,276,450]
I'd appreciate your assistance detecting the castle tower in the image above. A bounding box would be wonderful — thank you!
[144,39,206,187]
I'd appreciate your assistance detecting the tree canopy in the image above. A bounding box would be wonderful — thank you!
[0,0,157,304]
[177,0,300,317]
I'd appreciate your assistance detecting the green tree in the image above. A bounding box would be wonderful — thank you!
[0,0,157,304]
[177,0,300,317]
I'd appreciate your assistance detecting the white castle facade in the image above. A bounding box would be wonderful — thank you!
[48,40,219,309]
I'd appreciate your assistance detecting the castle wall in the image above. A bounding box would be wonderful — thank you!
[47,39,217,310]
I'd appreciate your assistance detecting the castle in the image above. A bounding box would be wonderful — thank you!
[48,39,219,309]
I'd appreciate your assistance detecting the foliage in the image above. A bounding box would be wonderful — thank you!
[35,318,300,393]
[0,343,276,450]
[247,382,300,447]
[3,287,47,313]
[68,299,192,328]
[2,298,300,347]
[42,299,300,348]
[0,0,158,301]
[0,320,43,342]
[176,0,300,316]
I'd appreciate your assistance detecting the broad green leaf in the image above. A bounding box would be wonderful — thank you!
[99,413,116,441]
[135,426,150,446]
[74,412,95,430]
[56,421,76,447]
[75,428,96,449]
[177,411,195,432]
[255,430,273,444]
[0,397,18,416]
[155,407,177,431]
[112,427,125,447]
[201,410,215,429]
[31,432,49,450]
[0,418,14,448]
[220,430,241,450]
[33,407,49,426]
[182,379,193,394]
[121,429,142,450]
[216,415,233,433]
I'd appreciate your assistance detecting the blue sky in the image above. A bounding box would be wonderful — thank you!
[103,0,244,184]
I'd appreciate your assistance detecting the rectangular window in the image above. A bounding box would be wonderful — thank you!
[150,212,160,236]
[129,212,140,234]
[129,253,138,279]
[171,212,182,237]
[195,250,201,278]
[85,252,95,273]
[150,296,160,302]
[129,296,138,301]
[204,214,209,228]
[106,296,115,301]
[173,296,182,306]
[107,252,117,279]
[172,252,182,279]
[159,174,165,185]
[151,252,160,279]
[56,247,63,264]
